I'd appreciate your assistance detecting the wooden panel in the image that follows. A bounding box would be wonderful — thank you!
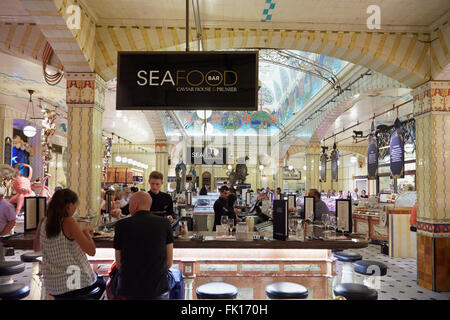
[435,237,450,292]
[418,234,433,291]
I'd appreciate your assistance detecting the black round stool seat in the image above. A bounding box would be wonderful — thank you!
[0,284,30,300]
[265,282,309,299]
[333,250,362,262]
[334,283,378,300]
[53,285,104,300]
[196,282,238,299]
[0,261,25,276]
[354,260,388,276]
[20,252,42,263]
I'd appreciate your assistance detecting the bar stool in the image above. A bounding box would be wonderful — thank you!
[0,261,30,300]
[21,252,45,300]
[196,282,238,299]
[265,282,309,299]
[333,250,362,284]
[333,283,377,300]
[354,260,387,290]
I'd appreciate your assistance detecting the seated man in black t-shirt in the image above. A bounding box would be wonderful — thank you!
[113,191,174,299]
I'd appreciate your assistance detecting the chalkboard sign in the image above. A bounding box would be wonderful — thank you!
[336,199,352,233]
[367,135,378,180]
[304,196,315,221]
[24,197,46,232]
[4,137,12,165]
[390,129,404,179]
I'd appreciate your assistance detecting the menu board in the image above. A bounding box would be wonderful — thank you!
[367,135,378,180]
[304,196,315,221]
[390,129,404,179]
[288,194,296,209]
[24,197,46,232]
[336,199,352,232]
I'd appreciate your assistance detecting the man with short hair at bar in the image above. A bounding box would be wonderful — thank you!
[114,191,174,300]
[119,171,177,222]
[308,188,330,221]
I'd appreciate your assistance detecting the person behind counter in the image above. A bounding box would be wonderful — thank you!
[0,187,16,236]
[308,188,330,221]
[361,190,369,198]
[199,184,208,195]
[213,185,232,231]
[120,171,176,222]
[33,189,106,299]
[113,191,173,300]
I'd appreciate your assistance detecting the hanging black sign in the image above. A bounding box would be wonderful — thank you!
[390,129,404,179]
[117,51,258,110]
[188,147,227,165]
[320,153,327,182]
[330,144,339,182]
[367,121,378,180]
[4,137,12,165]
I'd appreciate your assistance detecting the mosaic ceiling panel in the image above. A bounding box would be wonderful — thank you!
[174,51,347,136]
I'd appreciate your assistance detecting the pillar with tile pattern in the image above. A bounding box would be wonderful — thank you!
[413,81,450,292]
[66,73,106,217]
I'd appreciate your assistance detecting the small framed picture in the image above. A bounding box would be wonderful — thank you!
[336,199,352,232]
[24,197,46,232]
[304,196,315,221]
[288,194,296,209]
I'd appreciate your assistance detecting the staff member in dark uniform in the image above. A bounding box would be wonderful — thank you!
[120,171,177,222]
[213,186,231,231]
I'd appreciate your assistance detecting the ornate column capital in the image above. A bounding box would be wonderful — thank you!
[413,81,450,117]
[66,72,106,113]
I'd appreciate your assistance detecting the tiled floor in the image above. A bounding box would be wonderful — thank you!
[3,243,450,300]
[337,244,450,300]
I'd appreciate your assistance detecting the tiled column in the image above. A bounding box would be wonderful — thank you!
[0,106,14,164]
[155,141,169,192]
[29,127,43,181]
[66,73,106,217]
[306,143,321,190]
[413,81,450,292]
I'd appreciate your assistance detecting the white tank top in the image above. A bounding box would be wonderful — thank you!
[40,218,96,295]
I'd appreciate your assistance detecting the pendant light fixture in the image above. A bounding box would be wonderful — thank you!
[23,90,37,137]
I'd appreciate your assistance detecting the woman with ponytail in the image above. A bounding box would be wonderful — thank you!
[34,189,106,299]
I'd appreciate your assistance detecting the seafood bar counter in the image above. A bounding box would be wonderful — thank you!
[1,229,368,300]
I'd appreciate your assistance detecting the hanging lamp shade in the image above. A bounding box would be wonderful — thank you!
[23,125,37,137]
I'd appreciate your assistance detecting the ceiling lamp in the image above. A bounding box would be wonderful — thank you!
[350,156,357,163]
[23,90,37,137]
[23,125,37,138]
[115,155,122,163]
[227,165,232,170]
[197,110,212,120]
[121,157,128,163]
[202,122,214,134]
[288,165,293,171]
[128,158,133,165]
[303,165,307,170]
[259,165,264,171]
